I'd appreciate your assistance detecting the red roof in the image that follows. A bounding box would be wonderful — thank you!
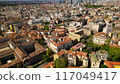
[57,50,87,58]
[104,60,120,68]
[51,37,72,47]
[109,45,120,48]
[43,61,55,68]
[94,32,107,37]
[71,43,85,50]
[67,66,84,68]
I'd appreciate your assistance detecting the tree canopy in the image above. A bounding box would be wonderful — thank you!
[100,64,108,68]
[54,57,67,68]
[109,47,120,62]
[42,48,52,61]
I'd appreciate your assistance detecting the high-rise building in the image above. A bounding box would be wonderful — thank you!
[80,0,83,3]
[88,0,95,5]
[71,0,73,4]
[59,0,66,4]
[86,0,91,4]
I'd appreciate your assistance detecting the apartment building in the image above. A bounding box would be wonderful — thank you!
[54,50,88,67]
[92,32,108,45]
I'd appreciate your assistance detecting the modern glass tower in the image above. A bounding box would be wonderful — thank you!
[71,0,73,4]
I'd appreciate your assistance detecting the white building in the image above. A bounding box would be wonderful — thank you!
[103,24,113,34]
[89,52,100,68]
[92,32,107,45]
[49,37,72,53]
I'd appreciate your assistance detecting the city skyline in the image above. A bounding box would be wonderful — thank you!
[0,0,98,1]
[0,0,120,68]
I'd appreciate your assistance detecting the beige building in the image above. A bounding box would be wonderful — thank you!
[69,30,87,42]
[92,32,108,45]
[54,50,88,67]
[89,52,100,68]
[50,37,72,53]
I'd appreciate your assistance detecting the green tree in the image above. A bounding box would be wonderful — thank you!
[42,48,52,61]
[60,57,67,68]
[88,35,93,42]
[84,5,103,8]
[105,39,111,45]
[44,26,49,30]
[44,22,50,25]
[100,64,108,68]
[87,43,101,51]
[109,47,120,62]
[16,63,23,68]
[54,57,67,68]
[81,39,86,44]
[42,54,49,61]
[46,48,52,56]
[37,39,44,45]
[54,58,61,68]
[40,39,44,45]
[101,44,110,51]
[57,24,60,27]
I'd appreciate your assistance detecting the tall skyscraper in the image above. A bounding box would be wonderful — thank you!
[71,0,73,4]
[81,0,83,3]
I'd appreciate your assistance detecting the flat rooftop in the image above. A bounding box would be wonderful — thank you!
[71,43,86,50]
[0,42,11,53]
[0,47,10,52]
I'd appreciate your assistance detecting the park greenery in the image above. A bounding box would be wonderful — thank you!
[84,5,104,8]
[100,64,108,68]
[44,26,49,30]
[43,22,50,30]
[109,47,120,62]
[32,60,45,68]
[43,22,50,25]
[54,57,67,68]
[83,41,120,62]
[42,48,52,61]
[81,34,120,62]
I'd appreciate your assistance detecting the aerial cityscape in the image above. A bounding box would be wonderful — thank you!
[0,0,120,68]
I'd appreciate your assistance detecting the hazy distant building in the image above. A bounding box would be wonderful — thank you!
[80,0,83,3]
[71,0,73,4]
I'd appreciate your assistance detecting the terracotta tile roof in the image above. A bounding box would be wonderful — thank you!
[0,49,14,58]
[67,66,84,68]
[71,43,85,50]
[91,52,95,54]
[57,50,65,56]
[43,61,55,68]
[77,52,87,57]
[70,30,75,32]
[88,18,96,21]
[57,50,87,58]
[12,37,34,47]
[0,21,4,24]
[109,45,120,48]
[52,27,65,29]
[58,32,65,35]
[15,47,27,59]
[94,32,107,37]
[34,43,45,51]
[51,37,72,47]
[104,60,120,68]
